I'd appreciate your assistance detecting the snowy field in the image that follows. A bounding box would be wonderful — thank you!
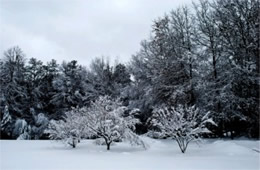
[0,138,259,170]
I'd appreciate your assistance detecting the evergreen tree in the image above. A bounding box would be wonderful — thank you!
[51,60,87,116]
[0,46,27,117]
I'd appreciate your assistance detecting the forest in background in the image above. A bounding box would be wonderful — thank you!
[1,0,259,140]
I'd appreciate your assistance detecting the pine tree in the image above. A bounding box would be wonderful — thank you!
[51,60,87,116]
[1,105,12,131]
[25,58,45,110]
[0,46,27,117]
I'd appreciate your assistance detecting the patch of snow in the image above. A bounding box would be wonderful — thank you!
[0,138,259,170]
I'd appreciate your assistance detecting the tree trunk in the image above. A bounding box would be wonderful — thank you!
[72,139,76,148]
[176,138,188,153]
[107,143,111,150]
[104,137,111,150]
[212,52,217,80]
[70,138,76,148]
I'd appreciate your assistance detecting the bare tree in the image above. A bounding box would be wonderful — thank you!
[150,105,216,153]
[85,96,146,150]
[46,108,87,148]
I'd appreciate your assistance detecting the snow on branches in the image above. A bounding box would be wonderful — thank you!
[45,96,146,150]
[150,105,216,153]
[1,105,12,131]
[46,108,87,148]
[85,96,146,150]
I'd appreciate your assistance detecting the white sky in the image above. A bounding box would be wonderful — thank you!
[0,0,194,67]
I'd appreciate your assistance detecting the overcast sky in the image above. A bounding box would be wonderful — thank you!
[0,0,194,67]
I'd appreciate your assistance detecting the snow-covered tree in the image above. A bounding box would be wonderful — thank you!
[85,57,115,100]
[85,96,146,150]
[150,105,216,153]
[112,63,131,102]
[40,59,59,117]
[1,105,12,130]
[13,119,31,140]
[30,108,49,139]
[46,107,87,148]
[25,58,44,107]
[212,0,260,138]
[194,0,260,138]
[1,105,13,138]
[51,60,88,116]
[113,63,131,86]
[127,54,154,134]
[0,46,27,117]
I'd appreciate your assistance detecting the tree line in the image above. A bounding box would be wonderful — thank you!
[1,0,259,140]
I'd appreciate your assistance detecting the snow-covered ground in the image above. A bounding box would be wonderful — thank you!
[0,138,259,170]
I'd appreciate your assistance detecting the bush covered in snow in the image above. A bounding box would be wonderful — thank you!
[150,105,216,153]
[13,119,31,140]
[85,96,146,150]
[45,108,87,148]
[45,96,146,150]
[30,108,49,139]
